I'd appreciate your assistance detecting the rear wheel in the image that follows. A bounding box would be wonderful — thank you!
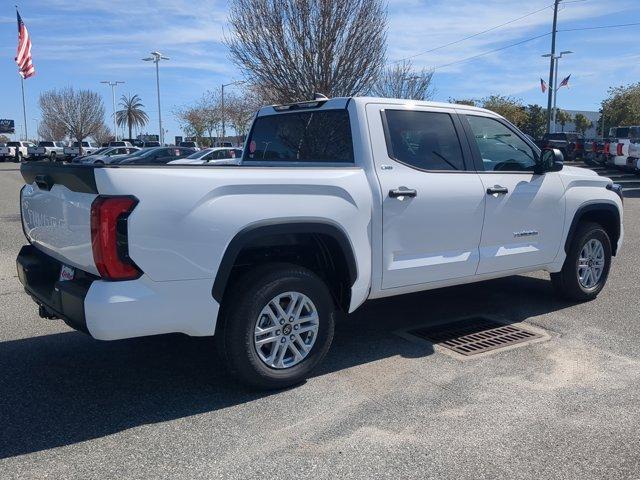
[551,222,612,301]
[15,152,22,163]
[216,264,335,390]
[50,152,57,162]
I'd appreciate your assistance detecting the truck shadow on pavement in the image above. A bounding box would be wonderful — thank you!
[0,274,575,459]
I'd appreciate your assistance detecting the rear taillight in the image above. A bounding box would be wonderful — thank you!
[604,143,610,154]
[90,196,141,280]
[616,143,624,156]
[592,142,597,152]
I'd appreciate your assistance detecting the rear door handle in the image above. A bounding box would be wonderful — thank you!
[389,187,417,199]
[486,185,509,195]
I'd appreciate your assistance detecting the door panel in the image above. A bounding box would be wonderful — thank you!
[366,104,486,289]
[461,113,566,273]
[477,172,565,273]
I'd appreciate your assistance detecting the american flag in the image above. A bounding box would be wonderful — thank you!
[540,78,547,93]
[559,74,571,88]
[15,11,35,79]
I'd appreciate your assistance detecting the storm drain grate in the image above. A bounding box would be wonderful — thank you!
[408,317,543,356]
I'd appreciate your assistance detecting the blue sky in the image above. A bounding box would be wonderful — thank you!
[1,0,639,141]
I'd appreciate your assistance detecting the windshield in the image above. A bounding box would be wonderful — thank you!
[615,127,629,138]
[126,148,152,157]
[186,149,211,159]
[90,147,109,155]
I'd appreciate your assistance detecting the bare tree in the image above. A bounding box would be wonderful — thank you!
[174,105,208,144]
[370,60,435,100]
[225,89,262,137]
[92,123,113,146]
[37,116,67,141]
[226,0,387,103]
[39,87,105,155]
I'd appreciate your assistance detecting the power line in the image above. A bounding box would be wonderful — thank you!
[391,3,556,64]
[430,21,640,71]
[558,22,640,32]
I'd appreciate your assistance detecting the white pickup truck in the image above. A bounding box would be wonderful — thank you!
[28,141,66,161]
[1,141,35,162]
[17,97,624,389]
[63,141,100,160]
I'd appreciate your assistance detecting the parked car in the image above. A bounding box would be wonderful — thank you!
[108,141,134,148]
[168,147,243,165]
[28,141,66,161]
[178,141,200,151]
[583,139,607,166]
[0,141,35,162]
[214,141,234,148]
[63,141,101,160]
[73,146,141,165]
[16,96,624,389]
[542,132,584,161]
[606,126,640,169]
[113,146,195,165]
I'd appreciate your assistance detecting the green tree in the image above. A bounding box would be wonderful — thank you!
[116,94,149,140]
[480,95,527,128]
[0,134,10,143]
[556,110,573,132]
[573,113,593,136]
[523,104,547,140]
[601,82,640,127]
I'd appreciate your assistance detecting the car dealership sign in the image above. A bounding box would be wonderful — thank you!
[0,119,15,134]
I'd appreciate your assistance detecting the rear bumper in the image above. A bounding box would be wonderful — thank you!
[16,245,93,333]
[17,244,220,340]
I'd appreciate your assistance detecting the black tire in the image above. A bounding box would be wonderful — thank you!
[216,263,335,390]
[551,222,612,301]
[14,153,22,163]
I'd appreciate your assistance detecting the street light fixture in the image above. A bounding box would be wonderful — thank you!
[221,80,246,143]
[542,50,573,133]
[100,80,125,141]
[142,51,169,145]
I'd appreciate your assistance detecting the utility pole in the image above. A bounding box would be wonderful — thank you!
[101,81,124,141]
[143,52,169,145]
[546,0,561,134]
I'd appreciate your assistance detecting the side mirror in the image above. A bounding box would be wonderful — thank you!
[537,148,564,173]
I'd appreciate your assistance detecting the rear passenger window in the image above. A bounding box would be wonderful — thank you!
[383,110,465,171]
[246,110,353,163]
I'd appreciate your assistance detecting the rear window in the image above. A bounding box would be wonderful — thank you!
[245,109,353,163]
[39,141,54,147]
[547,133,566,140]
[8,142,20,147]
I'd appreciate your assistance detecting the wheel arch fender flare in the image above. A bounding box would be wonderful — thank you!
[564,202,621,256]
[211,221,358,303]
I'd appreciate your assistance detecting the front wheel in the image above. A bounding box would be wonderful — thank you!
[217,264,335,390]
[551,222,612,301]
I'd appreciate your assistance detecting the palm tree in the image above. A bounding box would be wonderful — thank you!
[116,94,149,140]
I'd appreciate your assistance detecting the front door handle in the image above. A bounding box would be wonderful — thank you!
[486,185,509,195]
[389,187,417,199]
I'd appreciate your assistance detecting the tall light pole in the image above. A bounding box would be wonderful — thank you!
[542,50,573,133]
[100,80,125,141]
[143,51,169,145]
[221,80,245,143]
[545,0,561,134]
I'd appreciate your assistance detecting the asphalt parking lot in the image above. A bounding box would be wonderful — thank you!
[0,162,639,479]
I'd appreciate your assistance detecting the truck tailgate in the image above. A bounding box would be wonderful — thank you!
[20,163,99,275]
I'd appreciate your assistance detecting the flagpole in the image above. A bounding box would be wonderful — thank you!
[20,76,28,141]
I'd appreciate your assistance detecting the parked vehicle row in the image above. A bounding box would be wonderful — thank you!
[542,132,585,161]
[17,96,623,389]
[0,141,35,162]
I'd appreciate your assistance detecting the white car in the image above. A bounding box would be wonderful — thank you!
[74,146,140,165]
[28,141,66,161]
[17,96,624,389]
[168,147,242,165]
[108,141,134,148]
[63,141,101,160]
[608,126,640,168]
[0,141,35,162]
